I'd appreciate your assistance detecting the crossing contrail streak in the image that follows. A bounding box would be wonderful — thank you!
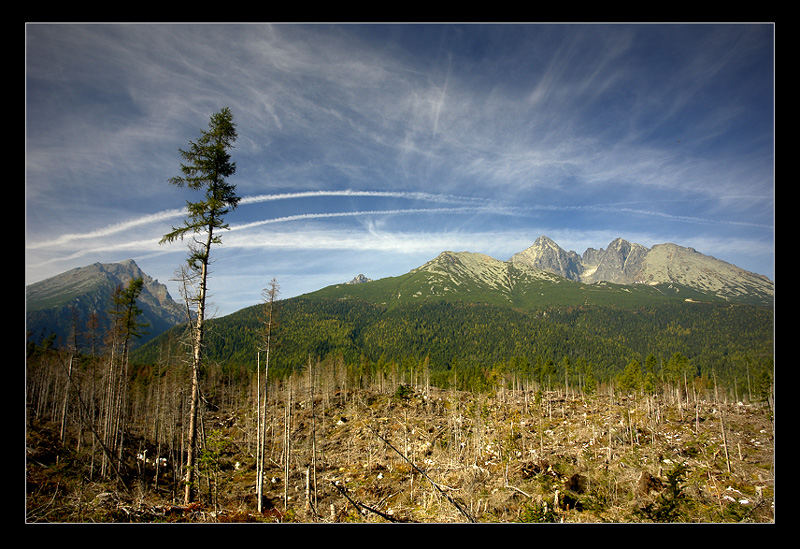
[29,188,765,253]
[25,207,503,271]
[228,207,487,232]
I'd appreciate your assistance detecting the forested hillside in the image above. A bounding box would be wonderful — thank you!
[132,295,773,397]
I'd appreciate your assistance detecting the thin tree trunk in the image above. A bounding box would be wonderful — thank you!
[720,407,732,474]
[59,354,73,443]
[257,279,277,513]
[284,379,292,510]
[184,232,211,505]
[100,333,118,478]
[256,352,263,512]
[184,356,200,505]
[309,357,317,513]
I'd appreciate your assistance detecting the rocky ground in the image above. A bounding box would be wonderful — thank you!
[26,384,775,523]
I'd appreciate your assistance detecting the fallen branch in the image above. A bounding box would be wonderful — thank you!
[368,425,476,523]
[330,481,410,523]
[26,482,60,522]
[506,484,533,499]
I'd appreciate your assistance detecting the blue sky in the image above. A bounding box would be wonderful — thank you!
[26,23,775,317]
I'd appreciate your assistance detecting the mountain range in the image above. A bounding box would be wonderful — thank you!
[26,259,186,349]
[28,236,773,361]
[128,235,773,374]
[516,236,772,302]
[512,236,773,298]
[313,235,773,309]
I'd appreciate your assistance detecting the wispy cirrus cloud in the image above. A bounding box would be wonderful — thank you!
[26,23,774,314]
[26,207,186,250]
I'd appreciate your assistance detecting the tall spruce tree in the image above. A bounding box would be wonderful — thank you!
[160,107,240,504]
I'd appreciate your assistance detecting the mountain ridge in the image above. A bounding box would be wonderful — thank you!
[26,259,187,349]
[329,235,772,309]
[501,235,772,305]
[130,235,773,373]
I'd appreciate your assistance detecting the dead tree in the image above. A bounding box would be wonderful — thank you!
[257,278,279,513]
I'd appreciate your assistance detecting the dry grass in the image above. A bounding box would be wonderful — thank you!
[26,384,774,523]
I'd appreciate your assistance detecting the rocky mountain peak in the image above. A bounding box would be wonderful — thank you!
[510,235,583,281]
[347,274,372,285]
[26,259,187,349]
[581,238,649,284]
[607,237,631,253]
[533,234,559,248]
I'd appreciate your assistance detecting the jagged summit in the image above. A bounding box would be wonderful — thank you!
[504,235,772,303]
[26,259,187,348]
[580,237,649,284]
[510,236,583,281]
[346,274,372,285]
[332,235,772,306]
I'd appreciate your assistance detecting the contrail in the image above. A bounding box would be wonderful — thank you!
[25,206,501,273]
[30,188,766,253]
[238,189,486,206]
[614,207,773,229]
[26,207,186,250]
[27,190,486,250]
[229,207,489,232]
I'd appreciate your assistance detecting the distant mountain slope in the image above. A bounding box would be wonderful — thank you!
[312,237,772,310]
[26,259,186,349]
[636,243,774,305]
[506,236,772,305]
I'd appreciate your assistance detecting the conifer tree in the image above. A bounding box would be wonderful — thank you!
[160,107,240,504]
[619,358,643,394]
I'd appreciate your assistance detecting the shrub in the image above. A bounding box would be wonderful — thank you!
[394,383,414,401]
[635,462,688,522]
[518,500,559,523]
